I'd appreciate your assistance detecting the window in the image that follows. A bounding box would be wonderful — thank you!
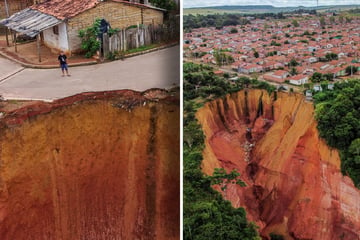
[53,26,59,35]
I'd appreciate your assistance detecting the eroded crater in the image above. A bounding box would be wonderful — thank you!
[197,89,360,240]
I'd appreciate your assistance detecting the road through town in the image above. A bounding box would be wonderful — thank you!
[0,45,180,101]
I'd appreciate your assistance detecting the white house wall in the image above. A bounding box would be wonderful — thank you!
[289,80,301,85]
[43,22,69,53]
[289,78,308,85]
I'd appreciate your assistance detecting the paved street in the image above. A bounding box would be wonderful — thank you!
[0,46,180,101]
[0,57,25,83]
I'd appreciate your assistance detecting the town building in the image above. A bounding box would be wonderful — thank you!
[1,0,165,54]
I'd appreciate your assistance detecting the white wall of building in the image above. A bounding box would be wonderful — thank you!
[290,77,308,85]
[43,22,69,53]
[290,79,302,85]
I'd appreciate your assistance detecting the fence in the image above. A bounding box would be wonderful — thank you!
[101,18,179,58]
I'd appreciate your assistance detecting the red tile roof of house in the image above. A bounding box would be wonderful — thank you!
[214,70,224,75]
[263,74,286,83]
[288,74,308,80]
[31,0,164,20]
[273,70,289,76]
[31,0,100,20]
[329,66,345,74]
[243,64,262,69]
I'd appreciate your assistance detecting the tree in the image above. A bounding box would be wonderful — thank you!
[150,0,176,10]
[323,73,334,81]
[330,16,335,24]
[313,80,360,187]
[345,66,358,76]
[239,76,251,87]
[349,138,360,162]
[222,73,230,79]
[270,233,284,240]
[184,121,205,148]
[339,15,344,24]
[346,16,352,23]
[289,58,299,67]
[208,168,246,191]
[214,50,234,67]
[320,16,326,27]
[310,72,322,83]
[270,40,281,46]
[325,52,338,61]
[254,51,259,58]
[290,67,298,76]
[344,138,360,188]
[230,28,238,34]
[292,19,299,27]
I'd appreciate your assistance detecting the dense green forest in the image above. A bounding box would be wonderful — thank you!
[188,5,320,13]
[183,9,316,30]
[184,14,250,30]
[183,62,277,240]
[313,80,360,188]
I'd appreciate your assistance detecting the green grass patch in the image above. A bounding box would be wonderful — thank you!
[125,44,159,55]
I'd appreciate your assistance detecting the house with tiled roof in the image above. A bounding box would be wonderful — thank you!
[1,0,165,54]
[329,66,347,78]
[238,63,263,74]
[201,54,214,64]
[263,71,288,83]
[273,70,290,79]
[288,74,309,85]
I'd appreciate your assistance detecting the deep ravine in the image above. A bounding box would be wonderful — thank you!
[197,89,360,240]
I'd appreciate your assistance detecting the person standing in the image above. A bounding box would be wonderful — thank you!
[58,51,70,76]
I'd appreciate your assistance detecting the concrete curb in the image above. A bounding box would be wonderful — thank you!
[121,42,179,59]
[0,50,98,69]
[0,42,179,69]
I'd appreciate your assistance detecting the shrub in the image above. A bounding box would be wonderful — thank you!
[270,233,284,240]
[78,19,101,58]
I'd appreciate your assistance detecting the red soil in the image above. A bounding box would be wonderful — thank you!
[0,89,179,240]
[197,90,360,240]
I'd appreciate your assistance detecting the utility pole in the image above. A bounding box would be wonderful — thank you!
[4,0,9,17]
[37,34,41,62]
[4,0,10,46]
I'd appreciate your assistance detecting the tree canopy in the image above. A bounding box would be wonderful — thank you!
[184,14,250,30]
[313,80,360,187]
[150,0,176,10]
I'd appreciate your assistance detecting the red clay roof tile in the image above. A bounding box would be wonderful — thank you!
[31,0,164,20]
[31,0,99,20]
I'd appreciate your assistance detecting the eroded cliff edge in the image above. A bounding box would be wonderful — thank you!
[197,89,360,240]
[0,90,179,240]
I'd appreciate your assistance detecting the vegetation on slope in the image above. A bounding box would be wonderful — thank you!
[313,79,360,188]
[183,62,278,240]
[184,14,250,30]
[184,62,275,102]
[184,9,318,30]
